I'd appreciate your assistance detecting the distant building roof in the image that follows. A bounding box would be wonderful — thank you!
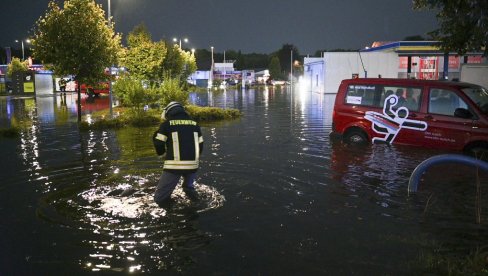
[370,41,394,48]
[361,41,441,56]
[361,41,483,56]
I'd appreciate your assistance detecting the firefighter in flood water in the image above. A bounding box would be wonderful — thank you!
[152,102,203,207]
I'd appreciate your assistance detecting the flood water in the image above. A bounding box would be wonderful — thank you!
[1,88,487,275]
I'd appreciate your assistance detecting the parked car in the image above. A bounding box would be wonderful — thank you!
[330,78,488,155]
[78,82,110,97]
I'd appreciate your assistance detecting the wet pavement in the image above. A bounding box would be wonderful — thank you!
[0,88,487,274]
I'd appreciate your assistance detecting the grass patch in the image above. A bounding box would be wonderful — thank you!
[185,105,241,121]
[416,245,488,275]
[80,105,241,130]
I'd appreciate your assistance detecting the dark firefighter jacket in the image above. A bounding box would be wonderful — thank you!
[152,108,203,173]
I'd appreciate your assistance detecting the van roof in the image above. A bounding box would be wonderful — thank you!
[342,78,476,88]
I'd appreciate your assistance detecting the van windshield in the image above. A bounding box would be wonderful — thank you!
[462,86,488,115]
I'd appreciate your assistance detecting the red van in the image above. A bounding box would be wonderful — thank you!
[331,78,488,154]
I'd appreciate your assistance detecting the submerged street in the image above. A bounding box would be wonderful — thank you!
[1,88,487,274]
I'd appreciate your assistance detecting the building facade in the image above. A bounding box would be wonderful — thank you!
[302,41,486,94]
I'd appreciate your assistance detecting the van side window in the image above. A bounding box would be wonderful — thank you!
[428,89,468,116]
[345,85,378,107]
[381,86,422,112]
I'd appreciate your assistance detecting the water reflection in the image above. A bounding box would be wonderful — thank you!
[31,124,226,273]
[1,93,226,273]
[76,180,224,272]
[0,93,116,128]
[1,88,488,274]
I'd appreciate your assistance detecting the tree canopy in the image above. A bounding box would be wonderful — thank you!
[32,0,122,83]
[160,42,196,82]
[120,23,167,82]
[268,56,283,80]
[274,44,300,74]
[120,24,196,84]
[414,0,488,56]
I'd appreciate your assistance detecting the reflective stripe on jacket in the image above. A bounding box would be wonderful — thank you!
[153,112,203,173]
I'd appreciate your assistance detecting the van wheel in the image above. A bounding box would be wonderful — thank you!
[343,129,368,145]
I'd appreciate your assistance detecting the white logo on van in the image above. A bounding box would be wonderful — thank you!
[364,95,428,144]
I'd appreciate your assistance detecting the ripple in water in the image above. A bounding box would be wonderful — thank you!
[37,172,225,273]
[80,182,225,219]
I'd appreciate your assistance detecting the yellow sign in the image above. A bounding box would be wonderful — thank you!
[24,82,35,93]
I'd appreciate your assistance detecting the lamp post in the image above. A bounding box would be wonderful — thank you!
[290,50,293,88]
[208,46,214,89]
[173,37,188,49]
[107,0,114,117]
[15,39,30,60]
[108,0,111,24]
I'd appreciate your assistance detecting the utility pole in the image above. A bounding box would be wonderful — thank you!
[108,0,113,117]
[290,50,293,88]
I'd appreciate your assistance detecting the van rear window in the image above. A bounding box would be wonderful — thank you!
[345,84,422,111]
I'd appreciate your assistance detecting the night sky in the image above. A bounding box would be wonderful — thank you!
[1,0,439,55]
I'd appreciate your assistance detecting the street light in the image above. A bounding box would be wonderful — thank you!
[173,37,188,48]
[107,0,114,117]
[15,39,31,60]
[108,0,111,24]
[208,46,214,89]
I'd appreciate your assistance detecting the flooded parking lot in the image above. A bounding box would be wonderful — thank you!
[1,88,487,274]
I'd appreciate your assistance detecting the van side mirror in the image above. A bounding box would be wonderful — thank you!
[454,108,473,119]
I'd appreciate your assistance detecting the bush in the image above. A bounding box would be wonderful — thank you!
[7,58,29,78]
[113,76,154,114]
[185,105,241,121]
[121,108,160,126]
[79,105,241,130]
[113,74,190,113]
[153,75,188,107]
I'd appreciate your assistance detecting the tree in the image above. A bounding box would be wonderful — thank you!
[180,49,197,82]
[275,44,300,75]
[7,57,29,78]
[121,24,196,84]
[33,0,122,120]
[413,0,488,56]
[33,0,121,83]
[238,52,269,70]
[120,24,167,83]
[194,48,212,70]
[127,23,152,46]
[161,44,186,79]
[314,50,328,57]
[268,56,282,80]
[160,44,197,84]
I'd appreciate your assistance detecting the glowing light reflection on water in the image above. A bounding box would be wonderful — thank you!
[1,90,488,275]
[72,179,225,272]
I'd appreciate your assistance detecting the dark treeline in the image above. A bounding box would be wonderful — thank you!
[1,43,362,79]
[193,44,304,77]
